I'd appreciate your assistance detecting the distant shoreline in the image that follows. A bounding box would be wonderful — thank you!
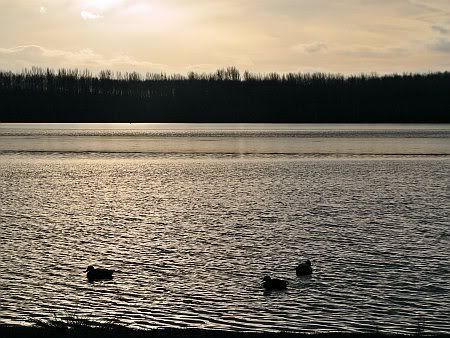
[1,68,449,123]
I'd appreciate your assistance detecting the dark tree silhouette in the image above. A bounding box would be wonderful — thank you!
[0,67,448,122]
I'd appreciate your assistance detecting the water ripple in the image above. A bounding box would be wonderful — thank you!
[0,154,449,334]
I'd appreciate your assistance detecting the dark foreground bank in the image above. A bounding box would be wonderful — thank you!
[1,321,449,338]
[2,327,450,338]
[1,68,449,122]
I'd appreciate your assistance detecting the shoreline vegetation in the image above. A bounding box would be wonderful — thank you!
[0,318,448,338]
[0,67,449,123]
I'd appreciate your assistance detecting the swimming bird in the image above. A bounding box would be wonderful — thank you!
[262,276,288,290]
[296,260,313,276]
[85,265,114,281]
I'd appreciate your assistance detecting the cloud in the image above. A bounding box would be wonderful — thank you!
[81,11,102,20]
[429,37,450,52]
[408,0,450,14]
[432,24,450,34]
[0,45,167,72]
[339,45,409,58]
[291,42,408,60]
[292,42,328,54]
[1,1,450,74]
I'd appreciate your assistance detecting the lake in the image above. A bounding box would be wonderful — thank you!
[0,123,449,334]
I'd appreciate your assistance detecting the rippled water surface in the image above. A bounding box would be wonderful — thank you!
[0,124,449,334]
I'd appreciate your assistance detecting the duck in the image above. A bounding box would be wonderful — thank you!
[85,265,114,281]
[296,259,313,276]
[262,276,288,290]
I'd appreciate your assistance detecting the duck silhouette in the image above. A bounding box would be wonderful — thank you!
[262,276,288,290]
[85,266,114,281]
[296,260,313,276]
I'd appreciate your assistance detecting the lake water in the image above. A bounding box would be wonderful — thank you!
[0,124,449,334]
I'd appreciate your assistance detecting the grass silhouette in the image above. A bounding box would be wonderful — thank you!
[0,316,448,338]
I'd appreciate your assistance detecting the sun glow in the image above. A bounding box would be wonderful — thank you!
[81,0,124,11]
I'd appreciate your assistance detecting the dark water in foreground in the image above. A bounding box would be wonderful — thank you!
[0,124,449,334]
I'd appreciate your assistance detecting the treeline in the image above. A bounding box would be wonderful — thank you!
[0,67,449,122]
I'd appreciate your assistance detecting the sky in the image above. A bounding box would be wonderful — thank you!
[0,0,449,75]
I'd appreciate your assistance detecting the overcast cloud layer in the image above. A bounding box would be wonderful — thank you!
[0,0,449,74]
